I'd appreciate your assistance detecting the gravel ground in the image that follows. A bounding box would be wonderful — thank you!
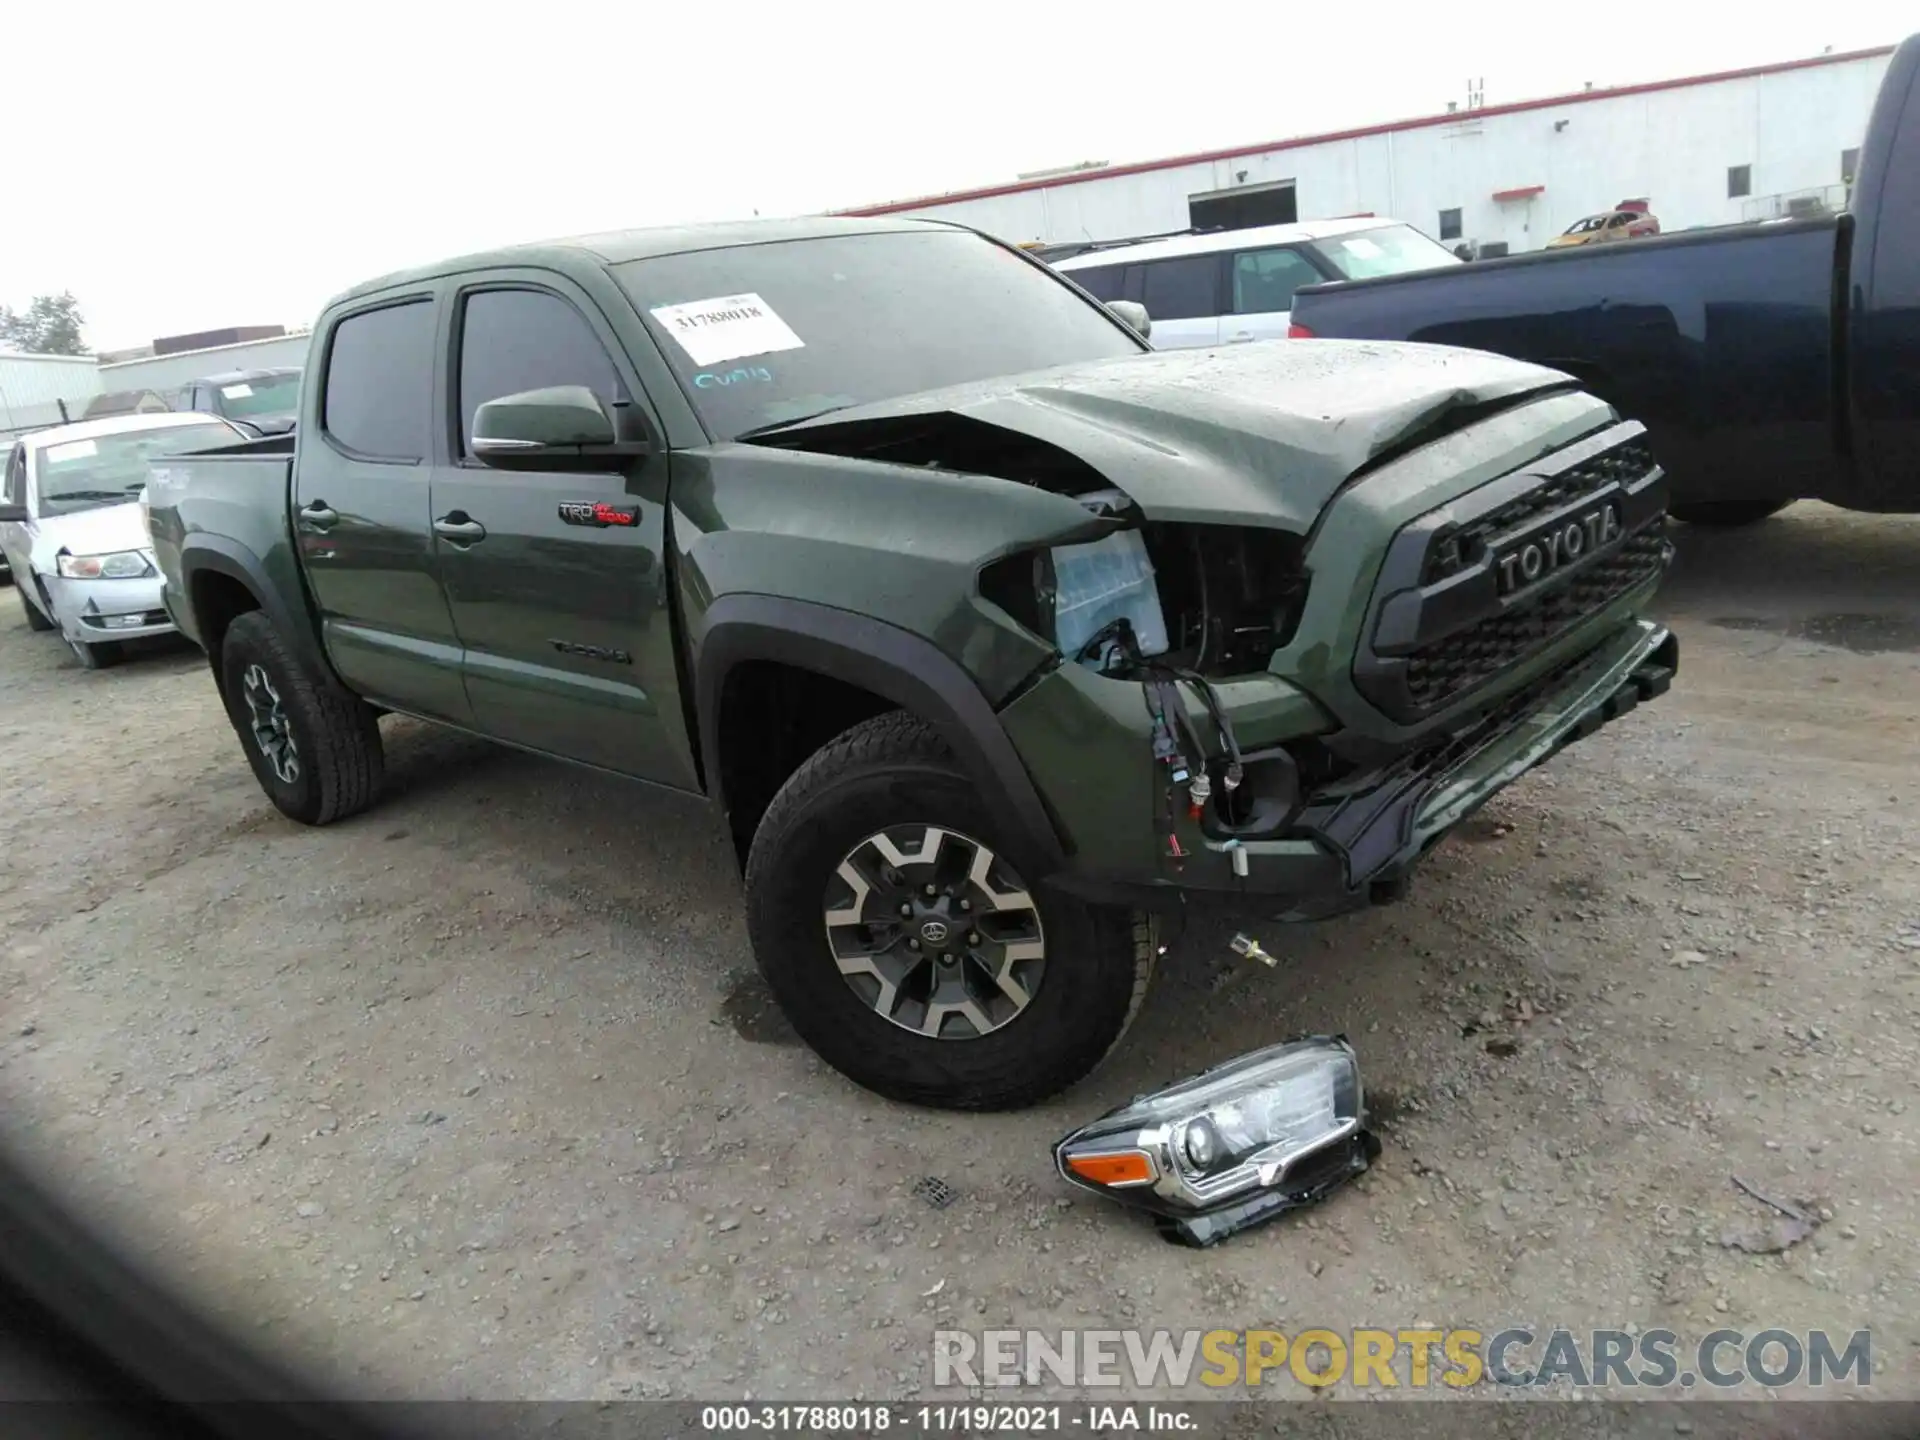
[0,504,1915,1412]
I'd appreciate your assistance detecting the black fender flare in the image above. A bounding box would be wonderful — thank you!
[693,595,1067,879]
[178,536,333,685]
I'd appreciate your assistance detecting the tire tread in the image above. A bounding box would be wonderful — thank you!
[222,611,383,825]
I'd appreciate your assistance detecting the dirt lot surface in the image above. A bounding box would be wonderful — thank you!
[1,505,1916,1414]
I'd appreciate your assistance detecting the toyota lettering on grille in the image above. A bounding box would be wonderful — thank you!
[1495,500,1623,597]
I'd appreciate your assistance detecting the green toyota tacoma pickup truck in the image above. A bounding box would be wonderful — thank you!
[144,216,1677,1111]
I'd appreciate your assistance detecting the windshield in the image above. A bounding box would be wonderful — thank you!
[210,374,301,420]
[1312,224,1461,280]
[615,229,1142,441]
[33,422,236,516]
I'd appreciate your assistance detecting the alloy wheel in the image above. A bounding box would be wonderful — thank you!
[241,663,300,784]
[822,824,1046,1039]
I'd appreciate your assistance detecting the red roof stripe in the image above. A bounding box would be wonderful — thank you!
[1492,185,1547,202]
[835,45,1895,216]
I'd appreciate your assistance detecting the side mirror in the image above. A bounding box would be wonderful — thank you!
[470,385,642,471]
[1109,301,1152,341]
[0,502,25,523]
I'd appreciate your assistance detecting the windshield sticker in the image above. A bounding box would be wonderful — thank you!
[650,293,804,367]
[1342,236,1384,259]
[694,365,775,389]
[45,439,98,464]
[220,383,255,399]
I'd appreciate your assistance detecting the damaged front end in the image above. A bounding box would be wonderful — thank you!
[733,341,1678,916]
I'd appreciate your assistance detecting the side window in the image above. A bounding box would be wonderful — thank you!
[3,445,22,505]
[1605,213,1630,230]
[1229,247,1327,315]
[1138,256,1217,321]
[1727,165,1752,199]
[322,300,435,462]
[1437,208,1463,241]
[456,288,627,455]
[1065,263,1125,302]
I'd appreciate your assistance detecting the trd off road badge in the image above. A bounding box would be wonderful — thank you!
[559,500,641,529]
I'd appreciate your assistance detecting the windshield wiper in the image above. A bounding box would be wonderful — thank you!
[48,490,132,503]
[734,405,852,441]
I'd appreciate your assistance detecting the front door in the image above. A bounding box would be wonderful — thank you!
[294,294,472,724]
[430,276,698,790]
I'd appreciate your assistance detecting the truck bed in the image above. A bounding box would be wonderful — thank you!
[1288,218,1845,510]
[143,435,301,656]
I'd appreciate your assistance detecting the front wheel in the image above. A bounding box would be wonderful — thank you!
[19,583,53,632]
[744,711,1157,1111]
[219,610,384,825]
[1668,499,1791,528]
[68,634,120,670]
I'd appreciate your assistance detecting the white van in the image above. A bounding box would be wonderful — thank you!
[1051,217,1460,349]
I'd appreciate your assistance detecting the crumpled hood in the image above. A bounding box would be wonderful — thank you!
[29,502,148,573]
[747,339,1575,530]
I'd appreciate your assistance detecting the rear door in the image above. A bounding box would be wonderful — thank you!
[428,272,697,789]
[1223,243,1335,344]
[294,294,472,723]
[1136,254,1223,348]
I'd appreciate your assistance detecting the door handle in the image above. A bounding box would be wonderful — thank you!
[1228,331,1255,343]
[299,501,339,531]
[433,513,487,544]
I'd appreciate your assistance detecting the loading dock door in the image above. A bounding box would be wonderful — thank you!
[1188,180,1298,232]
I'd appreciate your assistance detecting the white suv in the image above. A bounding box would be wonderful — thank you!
[1051,216,1459,349]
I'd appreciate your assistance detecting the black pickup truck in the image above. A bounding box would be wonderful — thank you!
[1289,31,1919,528]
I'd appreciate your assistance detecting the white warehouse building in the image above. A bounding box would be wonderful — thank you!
[836,45,1894,257]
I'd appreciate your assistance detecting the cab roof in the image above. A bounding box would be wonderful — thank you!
[329,215,961,309]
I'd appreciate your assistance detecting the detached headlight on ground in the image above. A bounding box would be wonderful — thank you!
[57,551,154,580]
[1054,1037,1378,1247]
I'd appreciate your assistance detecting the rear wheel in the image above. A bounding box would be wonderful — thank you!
[219,610,384,825]
[19,583,53,632]
[1668,499,1791,528]
[744,711,1156,1111]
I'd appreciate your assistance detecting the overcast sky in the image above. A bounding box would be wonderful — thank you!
[6,1,1909,350]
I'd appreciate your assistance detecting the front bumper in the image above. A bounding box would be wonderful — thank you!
[1031,620,1676,915]
[46,573,176,643]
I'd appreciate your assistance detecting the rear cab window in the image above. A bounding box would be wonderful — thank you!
[321,300,435,462]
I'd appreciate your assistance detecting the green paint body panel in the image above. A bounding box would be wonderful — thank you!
[145,216,1678,921]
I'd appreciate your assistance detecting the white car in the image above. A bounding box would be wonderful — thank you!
[0,413,246,669]
[1051,216,1460,350]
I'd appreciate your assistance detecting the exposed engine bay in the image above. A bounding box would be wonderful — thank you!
[745,409,1328,852]
[744,409,1313,683]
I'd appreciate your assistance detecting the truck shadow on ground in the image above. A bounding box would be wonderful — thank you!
[1656,505,1920,653]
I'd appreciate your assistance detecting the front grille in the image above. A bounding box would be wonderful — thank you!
[1404,528,1668,709]
[1422,436,1656,585]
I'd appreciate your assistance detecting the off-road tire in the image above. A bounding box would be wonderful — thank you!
[19,583,53,632]
[219,610,384,826]
[744,710,1157,1111]
[1668,499,1791,528]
